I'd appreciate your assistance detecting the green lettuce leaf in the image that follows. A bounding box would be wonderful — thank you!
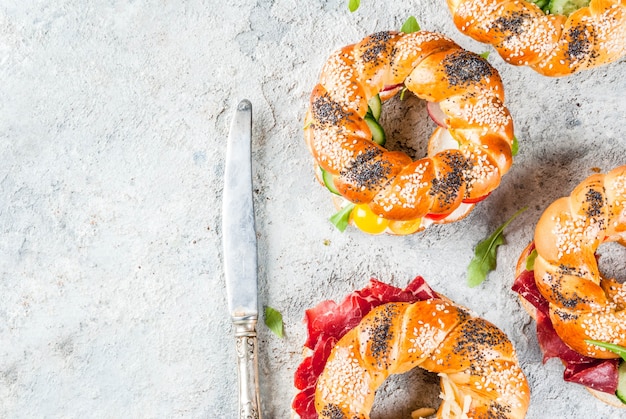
[525,249,538,271]
[401,16,420,34]
[330,203,355,232]
[264,306,284,338]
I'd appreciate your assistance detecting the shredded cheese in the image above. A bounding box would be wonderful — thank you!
[411,407,436,419]
[438,373,471,419]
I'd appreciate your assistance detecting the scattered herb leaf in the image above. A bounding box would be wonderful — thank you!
[467,207,527,287]
[348,0,360,12]
[525,249,538,271]
[400,16,420,34]
[264,306,284,338]
[512,135,519,156]
[330,203,355,232]
[480,51,490,59]
[586,340,626,361]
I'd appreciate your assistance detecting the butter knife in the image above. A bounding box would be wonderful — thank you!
[222,99,262,419]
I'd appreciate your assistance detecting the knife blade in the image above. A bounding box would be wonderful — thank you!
[222,99,262,419]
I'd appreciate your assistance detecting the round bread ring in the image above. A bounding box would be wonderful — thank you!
[515,242,626,408]
[446,0,626,76]
[304,31,515,235]
[531,165,626,358]
[315,299,530,418]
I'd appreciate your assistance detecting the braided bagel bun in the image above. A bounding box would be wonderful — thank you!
[315,299,530,418]
[513,166,626,407]
[446,0,626,76]
[532,166,626,358]
[514,242,626,408]
[305,30,515,235]
[293,277,530,418]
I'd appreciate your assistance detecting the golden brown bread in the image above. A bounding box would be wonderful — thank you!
[446,0,626,76]
[305,31,515,235]
[529,166,626,358]
[315,300,530,418]
[515,241,626,407]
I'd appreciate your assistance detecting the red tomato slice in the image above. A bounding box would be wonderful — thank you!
[425,212,451,221]
[462,193,491,204]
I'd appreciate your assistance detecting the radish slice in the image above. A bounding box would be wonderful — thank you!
[427,101,448,128]
[381,83,404,92]
[379,84,404,101]
[427,127,459,156]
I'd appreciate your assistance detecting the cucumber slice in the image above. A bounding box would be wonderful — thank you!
[320,167,341,195]
[364,116,386,146]
[547,0,589,16]
[367,94,382,121]
[616,361,626,404]
[529,0,550,11]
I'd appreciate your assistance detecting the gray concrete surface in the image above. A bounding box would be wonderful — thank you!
[1,1,625,418]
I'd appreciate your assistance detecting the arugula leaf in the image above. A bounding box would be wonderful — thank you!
[348,0,360,12]
[512,135,519,156]
[586,340,626,361]
[480,51,490,59]
[264,306,284,338]
[467,207,527,287]
[525,249,538,271]
[330,203,355,232]
[400,16,420,34]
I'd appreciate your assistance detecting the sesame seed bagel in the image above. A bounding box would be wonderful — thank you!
[304,30,515,235]
[515,242,626,408]
[315,300,530,418]
[446,0,626,76]
[531,165,626,358]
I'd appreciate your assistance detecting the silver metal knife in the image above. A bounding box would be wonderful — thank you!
[222,99,262,419]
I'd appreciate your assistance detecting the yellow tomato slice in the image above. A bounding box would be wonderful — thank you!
[388,218,422,235]
[351,204,389,234]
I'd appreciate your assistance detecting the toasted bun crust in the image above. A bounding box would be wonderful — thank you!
[315,300,530,418]
[515,238,626,408]
[588,388,626,408]
[530,166,626,358]
[305,31,515,234]
[446,0,626,76]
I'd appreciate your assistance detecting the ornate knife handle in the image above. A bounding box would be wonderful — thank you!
[234,316,262,419]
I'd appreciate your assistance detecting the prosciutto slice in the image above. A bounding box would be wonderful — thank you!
[293,276,438,419]
[512,246,619,395]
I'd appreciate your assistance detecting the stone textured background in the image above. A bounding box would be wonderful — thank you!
[1,0,625,418]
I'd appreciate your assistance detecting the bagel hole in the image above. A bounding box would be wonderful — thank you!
[378,93,434,160]
[370,366,440,419]
[596,241,626,284]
